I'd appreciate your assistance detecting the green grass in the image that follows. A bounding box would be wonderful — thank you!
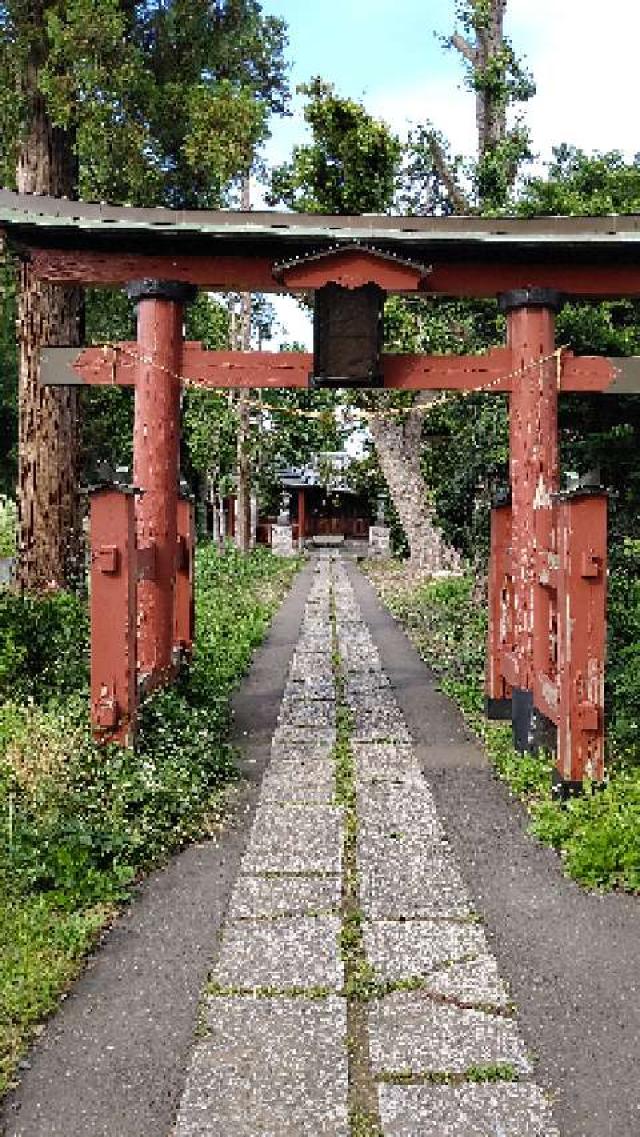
[0,544,299,1095]
[376,1063,519,1086]
[366,562,640,894]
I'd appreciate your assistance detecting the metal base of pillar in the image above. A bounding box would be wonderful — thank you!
[512,687,557,754]
[486,696,512,721]
[551,768,605,801]
[498,287,564,313]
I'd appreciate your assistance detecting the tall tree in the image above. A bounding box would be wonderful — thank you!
[0,0,289,588]
[448,0,534,206]
[8,2,84,589]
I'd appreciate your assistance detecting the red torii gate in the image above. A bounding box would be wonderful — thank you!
[2,191,639,794]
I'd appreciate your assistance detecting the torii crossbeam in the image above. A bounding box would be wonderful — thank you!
[2,189,639,791]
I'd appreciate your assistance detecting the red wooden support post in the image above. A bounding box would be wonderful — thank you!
[89,487,137,745]
[556,491,607,793]
[128,280,196,687]
[500,288,562,751]
[175,495,195,660]
[486,502,514,719]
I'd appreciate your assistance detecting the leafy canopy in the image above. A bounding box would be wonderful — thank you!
[269,77,401,215]
[0,0,289,206]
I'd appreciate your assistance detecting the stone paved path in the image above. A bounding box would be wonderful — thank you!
[174,556,560,1137]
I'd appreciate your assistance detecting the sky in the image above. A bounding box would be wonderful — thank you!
[257,0,640,347]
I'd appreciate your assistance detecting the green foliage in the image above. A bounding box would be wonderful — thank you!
[0,544,298,1089]
[530,771,640,892]
[269,78,401,215]
[0,496,16,558]
[476,124,531,209]
[0,896,112,1093]
[448,0,536,209]
[0,1,289,206]
[0,590,88,702]
[607,539,640,757]
[519,146,640,217]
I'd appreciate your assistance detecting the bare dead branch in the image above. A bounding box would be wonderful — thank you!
[427,132,471,214]
[450,32,478,65]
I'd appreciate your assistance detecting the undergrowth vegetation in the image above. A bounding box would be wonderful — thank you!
[367,561,640,895]
[0,544,298,1094]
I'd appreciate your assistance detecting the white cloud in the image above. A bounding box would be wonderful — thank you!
[510,0,640,162]
[368,72,475,156]
[369,1,640,165]
[266,295,313,352]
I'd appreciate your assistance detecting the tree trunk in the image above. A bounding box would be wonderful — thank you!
[475,0,507,155]
[234,175,253,554]
[234,389,252,553]
[452,0,508,160]
[16,57,83,592]
[369,398,460,574]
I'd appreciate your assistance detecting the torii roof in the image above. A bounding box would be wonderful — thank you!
[2,187,640,253]
[3,189,640,298]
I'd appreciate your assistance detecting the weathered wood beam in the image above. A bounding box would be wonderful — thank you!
[426,262,640,299]
[40,345,312,388]
[29,248,278,291]
[40,344,639,393]
[27,246,640,299]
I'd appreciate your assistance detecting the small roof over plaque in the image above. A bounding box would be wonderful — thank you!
[272,242,432,292]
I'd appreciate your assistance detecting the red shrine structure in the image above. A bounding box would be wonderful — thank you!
[2,190,640,795]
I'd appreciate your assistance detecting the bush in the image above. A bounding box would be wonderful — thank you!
[607,538,640,759]
[0,545,299,1092]
[0,591,88,703]
[0,545,297,907]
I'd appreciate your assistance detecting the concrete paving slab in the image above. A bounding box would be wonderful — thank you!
[351,707,412,742]
[271,724,336,749]
[378,1082,560,1137]
[269,741,336,764]
[425,955,511,1009]
[289,655,334,682]
[358,828,448,864]
[260,761,336,803]
[228,875,341,919]
[345,673,391,695]
[175,997,349,1137]
[356,782,442,836]
[363,920,488,981]
[242,804,342,874]
[286,676,336,700]
[368,992,531,1076]
[352,742,418,782]
[213,916,343,990]
[278,698,336,728]
[359,845,471,919]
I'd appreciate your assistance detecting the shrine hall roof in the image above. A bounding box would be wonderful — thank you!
[3,188,640,261]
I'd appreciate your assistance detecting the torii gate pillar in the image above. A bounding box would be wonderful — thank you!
[127,280,197,685]
[500,288,562,753]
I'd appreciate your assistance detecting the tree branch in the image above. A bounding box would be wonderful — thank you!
[427,132,471,213]
[450,33,478,65]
